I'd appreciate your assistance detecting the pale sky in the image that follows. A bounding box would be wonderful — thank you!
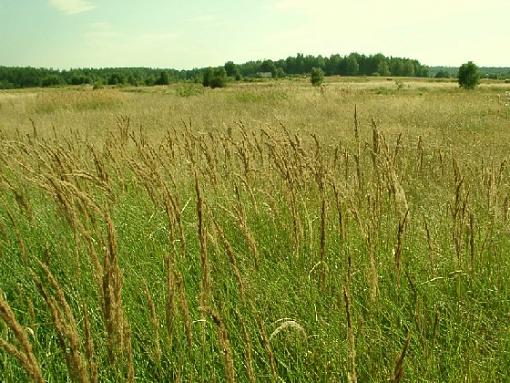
[0,0,509,69]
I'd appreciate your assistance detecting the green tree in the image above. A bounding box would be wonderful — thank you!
[203,68,227,88]
[260,60,277,77]
[310,67,325,86]
[202,68,213,87]
[458,61,480,89]
[377,61,391,76]
[108,73,124,85]
[341,55,359,76]
[155,71,170,85]
[402,61,416,77]
[234,68,242,81]
[209,68,228,88]
[224,61,237,77]
[41,75,63,87]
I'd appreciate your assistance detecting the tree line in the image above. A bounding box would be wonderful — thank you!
[430,66,510,79]
[0,67,198,89]
[0,52,440,89]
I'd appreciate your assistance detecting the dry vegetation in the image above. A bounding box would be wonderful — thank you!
[1,77,510,382]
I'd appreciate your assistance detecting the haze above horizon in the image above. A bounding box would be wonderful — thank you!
[1,0,509,70]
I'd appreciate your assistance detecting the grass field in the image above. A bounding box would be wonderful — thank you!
[1,77,510,382]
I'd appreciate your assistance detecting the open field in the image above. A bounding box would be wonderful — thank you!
[1,77,510,382]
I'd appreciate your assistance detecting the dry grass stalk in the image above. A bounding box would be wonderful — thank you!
[503,195,509,223]
[34,261,89,383]
[76,222,104,298]
[371,119,380,172]
[165,255,176,347]
[368,237,379,303]
[83,307,99,383]
[423,218,436,276]
[26,296,36,324]
[0,199,28,263]
[451,168,468,265]
[319,196,327,289]
[208,308,236,383]
[195,172,211,310]
[353,106,363,194]
[0,293,45,383]
[124,319,135,383]
[390,332,411,383]
[343,285,357,383]
[269,319,306,341]
[289,186,301,254]
[144,282,162,365]
[211,214,246,300]
[332,182,346,242]
[469,212,476,274]
[238,314,256,383]
[353,105,360,144]
[231,188,260,267]
[177,274,193,350]
[102,212,126,363]
[394,209,409,289]
[350,205,378,302]
[416,135,424,174]
[257,317,277,383]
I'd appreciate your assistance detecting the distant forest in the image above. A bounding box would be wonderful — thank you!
[0,52,509,89]
[430,66,510,79]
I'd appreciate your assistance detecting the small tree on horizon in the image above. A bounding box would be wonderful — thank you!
[209,68,228,88]
[458,61,480,90]
[202,67,227,88]
[224,61,237,77]
[310,67,325,86]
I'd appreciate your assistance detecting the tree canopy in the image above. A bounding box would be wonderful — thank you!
[458,61,480,90]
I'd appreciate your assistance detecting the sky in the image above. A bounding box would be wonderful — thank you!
[0,0,509,69]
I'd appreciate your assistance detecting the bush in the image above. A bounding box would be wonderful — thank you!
[93,80,104,90]
[435,70,450,78]
[275,68,286,79]
[0,80,14,89]
[175,84,204,97]
[458,61,480,90]
[202,68,227,88]
[310,67,324,86]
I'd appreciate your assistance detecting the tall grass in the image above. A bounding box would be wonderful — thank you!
[1,79,510,381]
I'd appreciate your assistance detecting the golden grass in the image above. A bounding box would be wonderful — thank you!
[0,77,509,381]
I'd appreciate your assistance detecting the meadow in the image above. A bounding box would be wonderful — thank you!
[1,76,510,382]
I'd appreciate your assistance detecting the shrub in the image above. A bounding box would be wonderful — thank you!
[310,67,324,86]
[203,68,227,88]
[458,61,480,90]
[435,70,450,78]
[275,68,286,79]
